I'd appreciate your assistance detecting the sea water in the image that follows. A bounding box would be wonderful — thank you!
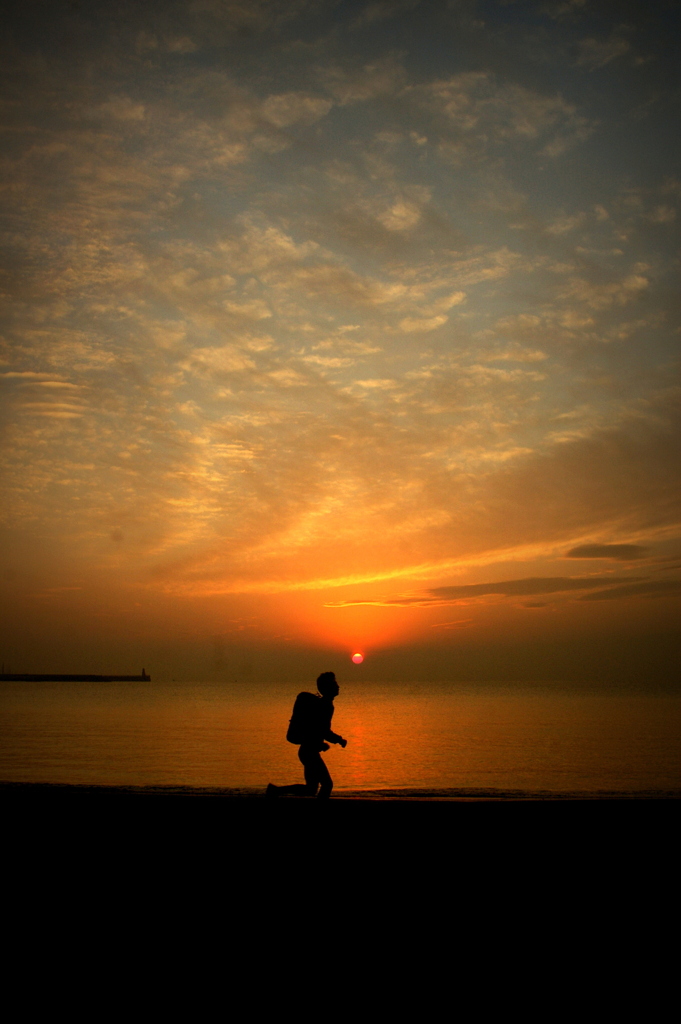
[1,679,679,795]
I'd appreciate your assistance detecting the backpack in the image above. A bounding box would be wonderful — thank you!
[286,691,320,744]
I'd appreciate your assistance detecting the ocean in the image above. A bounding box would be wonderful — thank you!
[1,679,679,797]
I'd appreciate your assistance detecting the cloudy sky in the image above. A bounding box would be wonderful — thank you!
[1,0,679,681]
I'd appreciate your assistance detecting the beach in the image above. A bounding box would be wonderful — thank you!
[4,781,677,893]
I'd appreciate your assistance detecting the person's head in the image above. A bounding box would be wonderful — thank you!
[317,671,339,698]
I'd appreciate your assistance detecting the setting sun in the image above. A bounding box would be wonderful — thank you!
[352,653,364,665]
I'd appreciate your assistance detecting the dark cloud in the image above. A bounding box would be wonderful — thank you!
[428,576,645,599]
[329,576,650,606]
[578,579,681,601]
[565,544,649,560]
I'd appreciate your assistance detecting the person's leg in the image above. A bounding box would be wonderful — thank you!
[301,748,333,799]
[267,746,320,796]
[315,755,333,799]
[300,746,323,796]
[266,782,309,798]
[268,782,309,795]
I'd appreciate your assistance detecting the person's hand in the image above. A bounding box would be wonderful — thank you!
[339,738,347,748]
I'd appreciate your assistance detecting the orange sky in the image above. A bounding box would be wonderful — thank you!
[0,1,679,685]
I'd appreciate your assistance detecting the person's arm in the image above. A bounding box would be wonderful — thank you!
[325,729,347,747]
[321,701,347,747]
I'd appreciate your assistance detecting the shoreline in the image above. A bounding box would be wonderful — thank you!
[5,781,677,882]
[2,781,679,801]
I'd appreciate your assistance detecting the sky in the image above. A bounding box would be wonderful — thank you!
[1,0,679,684]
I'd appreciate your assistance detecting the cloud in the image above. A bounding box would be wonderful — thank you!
[18,401,87,418]
[428,576,644,600]
[302,354,354,369]
[375,199,422,231]
[277,263,420,309]
[101,96,146,122]
[167,36,198,54]
[352,0,420,28]
[429,291,466,312]
[218,222,320,273]
[261,92,333,128]
[183,346,256,376]
[560,271,649,310]
[1,372,62,379]
[483,347,547,364]
[329,576,648,606]
[648,206,676,224]
[545,213,585,235]
[222,298,272,320]
[442,249,526,287]
[576,34,631,70]
[399,315,448,332]
[354,378,397,389]
[135,32,198,54]
[415,72,594,158]
[321,56,406,105]
[579,580,681,601]
[566,544,648,560]
[430,618,473,629]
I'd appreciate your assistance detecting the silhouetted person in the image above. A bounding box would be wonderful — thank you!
[266,671,347,799]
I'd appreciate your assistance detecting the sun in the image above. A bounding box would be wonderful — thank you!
[351,652,364,664]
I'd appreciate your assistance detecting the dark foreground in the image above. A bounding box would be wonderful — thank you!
[3,782,678,864]
[2,783,677,950]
